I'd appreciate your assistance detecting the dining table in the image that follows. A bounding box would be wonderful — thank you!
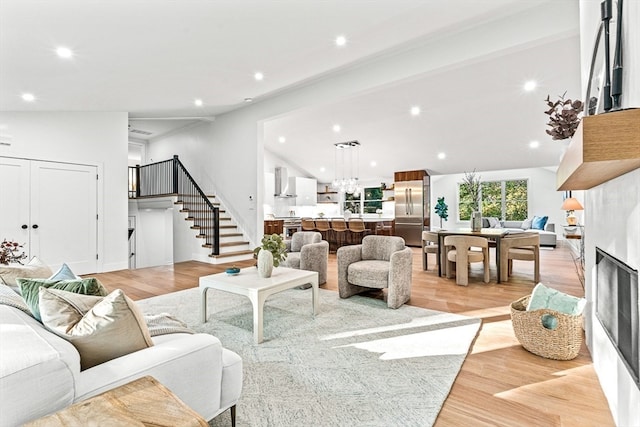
[436,228,509,283]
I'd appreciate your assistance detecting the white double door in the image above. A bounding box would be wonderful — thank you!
[0,157,98,275]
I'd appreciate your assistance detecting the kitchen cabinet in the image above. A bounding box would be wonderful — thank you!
[264,220,284,235]
[289,177,317,206]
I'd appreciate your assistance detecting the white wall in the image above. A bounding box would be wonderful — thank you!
[430,167,564,233]
[578,2,640,423]
[584,169,640,427]
[0,112,129,272]
[134,207,173,268]
[147,122,215,192]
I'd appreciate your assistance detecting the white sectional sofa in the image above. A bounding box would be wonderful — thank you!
[0,303,242,426]
[495,220,557,247]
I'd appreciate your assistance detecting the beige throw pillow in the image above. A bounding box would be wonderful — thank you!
[39,288,154,370]
[0,256,53,287]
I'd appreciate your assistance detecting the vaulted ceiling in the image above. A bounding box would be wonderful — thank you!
[1,0,582,181]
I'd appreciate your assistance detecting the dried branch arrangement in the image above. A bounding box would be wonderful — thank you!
[544,92,584,140]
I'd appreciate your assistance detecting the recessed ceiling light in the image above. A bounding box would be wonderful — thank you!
[254,72,264,81]
[370,161,377,167]
[524,80,537,92]
[56,46,73,59]
[21,93,35,102]
[529,140,540,148]
[335,35,347,47]
[244,97,253,103]
[278,136,286,143]
[194,99,203,107]
[332,124,341,133]
[437,152,446,160]
[320,167,326,172]
[410,106,421,116]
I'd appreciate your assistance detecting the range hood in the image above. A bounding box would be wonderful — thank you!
[274,167,296,198]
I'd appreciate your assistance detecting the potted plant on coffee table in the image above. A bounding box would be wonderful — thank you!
[253,234,287,278]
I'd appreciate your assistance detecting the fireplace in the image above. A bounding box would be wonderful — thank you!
[595,247,640,389]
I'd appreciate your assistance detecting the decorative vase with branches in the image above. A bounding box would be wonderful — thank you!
[461,171,482,231]
[434,197,448,228]
[461,171,481,212]
[544,92,584,140]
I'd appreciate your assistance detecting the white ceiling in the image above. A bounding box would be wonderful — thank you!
[0,0,582,181]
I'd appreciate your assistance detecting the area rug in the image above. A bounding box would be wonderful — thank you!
[137,287,481,427]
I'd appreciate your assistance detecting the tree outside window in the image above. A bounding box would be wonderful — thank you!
[343,186,383,214]
[458,179,528,221]
[363,187,383,213]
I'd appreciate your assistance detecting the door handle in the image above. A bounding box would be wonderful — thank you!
[32,224,39,229]
[21,224,28,229]
[409,188,413,214]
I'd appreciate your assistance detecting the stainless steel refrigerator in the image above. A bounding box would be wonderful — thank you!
[394,179,428,246]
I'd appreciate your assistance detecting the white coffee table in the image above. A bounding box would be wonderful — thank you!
[199,267,319,344]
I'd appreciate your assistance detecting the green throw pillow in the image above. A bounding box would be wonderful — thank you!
[526,282,586,316]
[17,277,108,321]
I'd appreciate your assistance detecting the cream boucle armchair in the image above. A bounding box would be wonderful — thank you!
[336,235,412,309]
[280,231,329,285]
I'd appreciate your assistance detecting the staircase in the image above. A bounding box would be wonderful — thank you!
[176,194,254,264]
[129,155,254,265]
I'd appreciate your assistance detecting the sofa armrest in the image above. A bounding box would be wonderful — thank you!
[300,241,329,284]
[336,245,363,297]
[285,239,292,252]
[388,247,413,308]
[545,223,555,232]
[76,333,224,420]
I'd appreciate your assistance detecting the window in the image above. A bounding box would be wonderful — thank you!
[344,192,361,214]
[343,186,383,214]
[458,179,527,221]
[363,187,382,213]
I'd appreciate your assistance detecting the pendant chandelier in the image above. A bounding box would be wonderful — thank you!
[332,140,361,195]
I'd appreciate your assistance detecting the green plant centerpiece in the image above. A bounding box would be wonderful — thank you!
[544,92,584,140]
[434,197,449,228]
[254,233,287,278]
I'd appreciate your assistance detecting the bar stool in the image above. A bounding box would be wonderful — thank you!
[347,218,370,244]
[301,218,316,231]
[376,221,393,236]
[314,218,331,243]
[330,218,348,252]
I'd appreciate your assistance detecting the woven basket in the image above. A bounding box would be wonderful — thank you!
[510,295,583,360]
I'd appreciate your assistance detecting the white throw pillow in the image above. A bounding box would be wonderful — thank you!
[521,218,533,230]
[487,217,502,228]
[0,256,53,287]
[39,288,154,370]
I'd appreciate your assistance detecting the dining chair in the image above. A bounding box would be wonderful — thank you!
[421,231,439,271]
[443,235,490,286]
[347,218,370,244]
[330,218,348,252]
[301,218,316,231]
[499,233,540,282]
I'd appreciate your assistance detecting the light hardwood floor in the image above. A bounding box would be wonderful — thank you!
[91,242,614,426]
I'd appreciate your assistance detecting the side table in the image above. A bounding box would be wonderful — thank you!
[25,376,208,427]
[564,226,584,288]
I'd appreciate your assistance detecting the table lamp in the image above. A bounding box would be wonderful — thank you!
[561,197,584,225]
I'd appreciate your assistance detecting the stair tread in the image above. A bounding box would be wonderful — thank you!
[219,241,250,247]
[209,249,254,258]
